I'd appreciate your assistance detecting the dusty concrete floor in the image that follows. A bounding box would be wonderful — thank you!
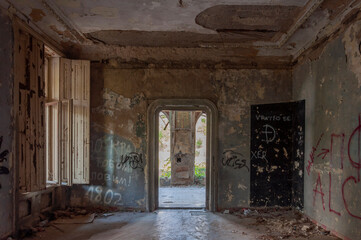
[159,186,205,208]
[26,209,340,240]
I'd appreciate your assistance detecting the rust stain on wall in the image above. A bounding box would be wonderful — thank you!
[29,9,46,22]
[50,25,76,41]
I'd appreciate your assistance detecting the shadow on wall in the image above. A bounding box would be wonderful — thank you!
[0,136,10,189]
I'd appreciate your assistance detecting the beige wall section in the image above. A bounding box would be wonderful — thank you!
[70,64,292,210]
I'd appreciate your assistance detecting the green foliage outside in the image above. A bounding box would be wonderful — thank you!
[195,150,200,157]
[201,118,206,123]
[160,157,171,178]
[194,162,206,179]
[160,160,205,180]
[196,139,203,148]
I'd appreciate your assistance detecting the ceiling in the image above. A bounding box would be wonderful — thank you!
[52,0,309,33]
[1,0,360,64]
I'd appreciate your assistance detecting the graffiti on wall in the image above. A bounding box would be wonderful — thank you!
[85,186,123,206]
[222,150,249,171]
[81,132,145,207]
[309,115,361,220]
[0,136,10,189]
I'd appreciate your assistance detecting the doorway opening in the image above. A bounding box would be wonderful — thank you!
[147,99,218,212]
[158,111,206,208]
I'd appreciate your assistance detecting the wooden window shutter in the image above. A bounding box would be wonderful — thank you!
[59,58,72,185]
[71,60,90,184]
[15,29,46,192]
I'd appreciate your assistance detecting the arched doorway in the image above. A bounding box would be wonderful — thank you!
[147,99,218,212]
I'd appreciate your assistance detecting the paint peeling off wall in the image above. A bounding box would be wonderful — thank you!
[293,20,361,240]
[92,88,131,116]
[0,9,14,239]
[70,65,292,210]
[343,20,361,88]
[212,69,292,209]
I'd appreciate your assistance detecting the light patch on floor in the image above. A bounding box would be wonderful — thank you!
[25,209,341,240]
[159,186,205,208]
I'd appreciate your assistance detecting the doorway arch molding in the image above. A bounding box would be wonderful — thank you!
[146,99,218,212]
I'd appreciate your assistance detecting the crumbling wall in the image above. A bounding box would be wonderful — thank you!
[70,62,292,210]
[0,8,14,239]
[214,70,292,209]
[293,20,361,240]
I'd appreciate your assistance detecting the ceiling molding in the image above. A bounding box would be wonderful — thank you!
[292,0,361,61]
[2,0,66,55]
[277,0,324,47]
[32,0,325,49]
[40,0,87,43]
[254,0,324,48]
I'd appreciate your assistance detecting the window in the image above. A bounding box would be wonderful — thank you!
[44,48,90,187]
[15,26,90,193]
[45,56,60,185]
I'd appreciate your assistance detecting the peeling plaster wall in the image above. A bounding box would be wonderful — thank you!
[71,63,292,210]
[215,70,292,209]
[293,20,361,240]
[0,9,14,239]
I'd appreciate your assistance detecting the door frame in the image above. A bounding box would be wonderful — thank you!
[146,99,218,212]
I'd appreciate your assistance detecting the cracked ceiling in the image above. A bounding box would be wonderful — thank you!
[1,0,360,66]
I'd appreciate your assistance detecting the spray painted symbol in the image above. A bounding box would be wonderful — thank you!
[261,124,276,144]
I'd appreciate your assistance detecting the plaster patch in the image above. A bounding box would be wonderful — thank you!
[226,184,233,203]
[227,127,236,135]
[343,20,361,88]
[219,104,246,122]
[294,161,300,169]
[238,184,247,190]
[254,82,266,99]
[283,147,288,159]
[93,89,134,116]
[136,198,145,206]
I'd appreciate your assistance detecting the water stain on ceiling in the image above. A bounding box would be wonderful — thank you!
[195,5,303,42]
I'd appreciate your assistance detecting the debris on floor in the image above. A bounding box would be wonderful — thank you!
[23,209,342,240]
[52,213,95,224]
[19,207,119,239]
[231,207,340,240]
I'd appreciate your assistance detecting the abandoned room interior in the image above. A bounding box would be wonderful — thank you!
[1,0,361,239]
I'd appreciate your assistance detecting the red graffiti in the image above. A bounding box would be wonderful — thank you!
[330,133,345,169]
[317,148,329,160]
[329,172,341,216]
[307,133,324,175]
[347,115,361,181]
[311,115,361,220]
[313,172,325,210]
[341,115,361,220]
[342,176,361,220]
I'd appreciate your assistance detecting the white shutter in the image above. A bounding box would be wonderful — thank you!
[59,58,73,185]
[71,60,90,184]
[82,60,90,184]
